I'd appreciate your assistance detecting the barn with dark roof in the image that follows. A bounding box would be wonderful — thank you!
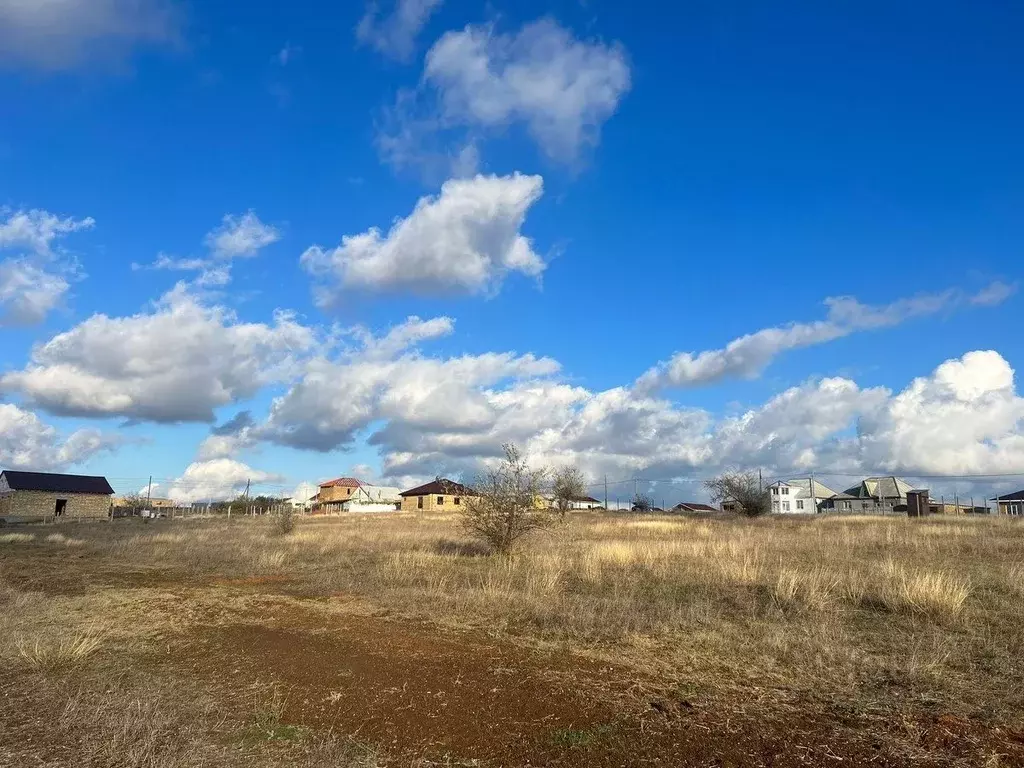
[0,470,114,523]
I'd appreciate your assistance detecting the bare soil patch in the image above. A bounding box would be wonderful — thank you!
[3,515,1024,766]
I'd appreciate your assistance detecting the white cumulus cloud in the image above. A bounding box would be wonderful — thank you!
[0,207,94,325]
[301,173,545,299]
[166,458,283,504]
[2,284,316,423]
[379,18,630,172]
[0,260,70,326]
[0,403,116,471]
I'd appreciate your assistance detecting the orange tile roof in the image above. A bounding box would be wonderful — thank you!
[320,477,362,488]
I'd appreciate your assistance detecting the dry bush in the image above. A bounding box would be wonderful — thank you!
[704,471,770,517]
[276,507,296,536]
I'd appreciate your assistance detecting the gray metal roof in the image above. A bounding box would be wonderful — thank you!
[842,476,916,499]
[783,478,839,499]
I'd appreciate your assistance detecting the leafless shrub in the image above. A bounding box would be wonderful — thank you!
[461,443,555,555]
[552,465,586,518]
[704,471,770,517]
[631,493,654,512]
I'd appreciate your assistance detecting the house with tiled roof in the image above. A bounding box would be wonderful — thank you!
[311,477,362,513]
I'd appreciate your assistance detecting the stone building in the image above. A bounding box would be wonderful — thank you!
[399,479,477,512]
[0,470,114,523]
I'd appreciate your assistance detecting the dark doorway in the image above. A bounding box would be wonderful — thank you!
[54,499,67,517]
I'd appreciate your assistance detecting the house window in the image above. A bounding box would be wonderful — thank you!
[782,501,790,512]
[781,487,789,495]
[1011,503,1021,516]
[772,501,779,512]
[796,500,804,510]
[417,496,423,510]
[771,487,778,495]
[454,497,461,505]
[437,496,444,505]
[842,501,852,511]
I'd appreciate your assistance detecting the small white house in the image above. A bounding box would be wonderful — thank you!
[767,479,837,514]
[539,494,603,510]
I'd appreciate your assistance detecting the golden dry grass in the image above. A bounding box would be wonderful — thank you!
[1,511,1023,764]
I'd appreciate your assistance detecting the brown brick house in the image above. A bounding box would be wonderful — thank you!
[0,470,115,523]
[399,479,477,512]
[310,477,362,513]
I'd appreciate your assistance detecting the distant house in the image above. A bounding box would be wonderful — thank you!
[0,470,114,523]
[541,494,602,510]
[311,477,362,514]
[565,495,602,510]
[823,476,916,514]
[767,478,838,514]
[993,491,1024,516]
[672,502,719,514]
[112,496,175,510]
[399,479,477,512]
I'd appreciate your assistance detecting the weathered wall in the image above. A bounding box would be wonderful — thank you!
[0,491,111,521]
[319,485,356,504]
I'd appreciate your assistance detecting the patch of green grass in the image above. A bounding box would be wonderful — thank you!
[550,724,616,749]
[239,688,306,746]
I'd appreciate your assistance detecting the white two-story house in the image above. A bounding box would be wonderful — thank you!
[766,478,838,514]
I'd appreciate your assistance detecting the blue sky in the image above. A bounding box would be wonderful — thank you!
[1,0,1022,504]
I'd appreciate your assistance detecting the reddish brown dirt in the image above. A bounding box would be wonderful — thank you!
[175,606,1024,767]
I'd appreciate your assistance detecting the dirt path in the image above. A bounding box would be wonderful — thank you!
[171,600,1023,767]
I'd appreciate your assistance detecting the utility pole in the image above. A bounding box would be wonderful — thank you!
[146,475,153,506]
[758,469,763,492]
[604,474,608,510]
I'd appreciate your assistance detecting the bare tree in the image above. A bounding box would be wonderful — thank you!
[120,492,147,517]
[704,471,770,517]
[631,493,654,512]
[461,443,554,554]
[552,465,586,518]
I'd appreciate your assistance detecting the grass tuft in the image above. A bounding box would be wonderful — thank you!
[16,628,104,671]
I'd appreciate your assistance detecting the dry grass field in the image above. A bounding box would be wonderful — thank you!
[2,511,1023,766]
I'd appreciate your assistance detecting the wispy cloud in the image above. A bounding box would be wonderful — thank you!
[134,211,280,287]
[356,0,443,62]
[635,281,1016,392]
